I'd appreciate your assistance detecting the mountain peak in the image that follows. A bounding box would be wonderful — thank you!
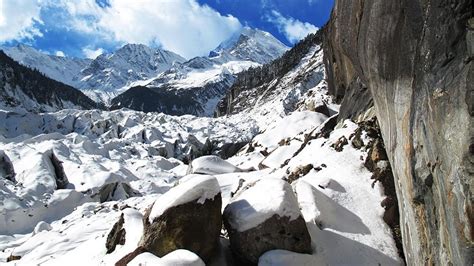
[210,27,289,64]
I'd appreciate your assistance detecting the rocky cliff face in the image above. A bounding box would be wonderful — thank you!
[323,0,473,264]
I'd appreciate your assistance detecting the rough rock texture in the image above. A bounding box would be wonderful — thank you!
[106,213,126,254]
[323,0,473,264]
[49,151,68,189]
[223,214,312,265]
[94,182,141,203]
[140,194,222,262]
[0,150,15,182]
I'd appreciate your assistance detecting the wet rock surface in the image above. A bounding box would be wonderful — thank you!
[323,0,473,264]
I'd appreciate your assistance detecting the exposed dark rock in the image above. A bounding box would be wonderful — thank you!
[94,182,141,203]
[140,194,222,262]
[286,164,314,184]
[49,151,68,189]
[6,254,21,262]
[115,246,148,266]
[218,142,248,159]
[331,136,348,152]
[224,214,312,265]
[106,213,126,254]
[0,150,15,183]
[324,0,472,264]
[312,102,331,117]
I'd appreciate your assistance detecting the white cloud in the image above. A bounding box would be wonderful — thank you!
[53,0,242,59]
[267,10,318,44]
[1,0,242,59]
[55,50,65,57]
[0,0,43,42]
[82,47,104,59]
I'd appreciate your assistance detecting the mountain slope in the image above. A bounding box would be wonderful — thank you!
[216,31,334,125]
[0,51,102,112]
[2,44,91,88]
[79,44,186,93]
[109,28,288,116]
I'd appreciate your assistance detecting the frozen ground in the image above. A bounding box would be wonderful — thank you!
[0,107,402,265]
[0,40,401,265]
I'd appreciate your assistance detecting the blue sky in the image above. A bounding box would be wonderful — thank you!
[0,0,333,59]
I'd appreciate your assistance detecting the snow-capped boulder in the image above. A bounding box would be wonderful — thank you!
[140,175,222,261]
[128,250,205,266]
[223,178,312,264]
[187,155,242,175]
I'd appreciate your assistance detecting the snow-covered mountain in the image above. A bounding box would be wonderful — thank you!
[2,27,288,114]
[109,27,289,116]
[2,44,186,104]
[210,27,289,64]
[79,44,186,94]
[1,44,91,88]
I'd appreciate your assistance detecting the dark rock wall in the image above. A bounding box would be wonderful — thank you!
[323,0,473,264]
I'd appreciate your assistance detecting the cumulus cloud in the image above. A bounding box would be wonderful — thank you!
[96,0,242,58]
[55,50,65,57]
[82,47,105,59]
[0,0,43,42]
[267,10,318,44]
[1,0,242,59]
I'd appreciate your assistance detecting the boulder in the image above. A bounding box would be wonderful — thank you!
[140,175,222,262]
[93,182,141,203]
[223,178,312,264]
[0,150,15,182]
[187,155,242,175]
[106,213,126,254]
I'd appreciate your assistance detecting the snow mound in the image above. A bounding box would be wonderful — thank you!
[224,178,301,232]
[189,155,242,175]
[148,175,220,223]
[129,249,205,266]
[253,111,328,151]
[259,249,324,266]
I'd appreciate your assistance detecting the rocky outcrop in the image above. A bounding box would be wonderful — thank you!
[140,175,222,262]
[223,179,312,264]
[49,151,68,189]
[323,0,473,264]
[0,150,15,182]
[106,213,126,254]
[93,182,141,203]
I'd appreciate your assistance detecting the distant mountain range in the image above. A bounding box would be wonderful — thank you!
[1,27,289,115]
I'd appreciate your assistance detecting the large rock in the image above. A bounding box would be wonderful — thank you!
[140,175,222,262]
[323,0,473,264]
[0,150,15,182]
[223,178,312,264]
[187,155,242,175]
